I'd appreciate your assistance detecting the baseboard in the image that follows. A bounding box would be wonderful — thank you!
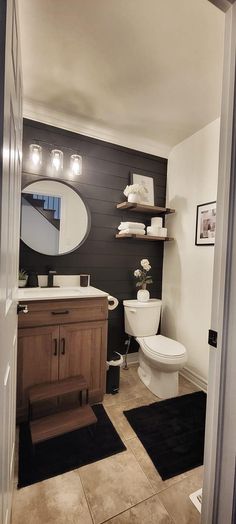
[126,352,139,366]
[180,367,208,393]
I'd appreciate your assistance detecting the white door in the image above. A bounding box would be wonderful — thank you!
[202,1,236,522]
[0,1,22,523]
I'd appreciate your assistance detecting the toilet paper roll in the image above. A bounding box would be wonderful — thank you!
[151,217,163,227]
[108,295,119,310]
[158,227,167,237]
[147,226,161,236]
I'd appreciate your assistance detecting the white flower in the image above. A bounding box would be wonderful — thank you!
[141,258,151,271]
[124,184,148,197]
[134,269,142,277]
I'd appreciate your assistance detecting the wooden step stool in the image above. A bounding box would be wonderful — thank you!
[28,375,97,447]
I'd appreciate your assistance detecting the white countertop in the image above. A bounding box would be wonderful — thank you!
[17,286,109,302]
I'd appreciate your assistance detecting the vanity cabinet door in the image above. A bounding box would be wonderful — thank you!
[58,321,108,404]
[17,326,59,421]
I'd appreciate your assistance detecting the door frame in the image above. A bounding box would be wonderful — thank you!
[203,1,236,522]
[0,0,22,522]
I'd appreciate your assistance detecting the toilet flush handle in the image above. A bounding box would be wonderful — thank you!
[129,308,137,313]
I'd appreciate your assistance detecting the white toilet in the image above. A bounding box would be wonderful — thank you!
[123,299,187,399]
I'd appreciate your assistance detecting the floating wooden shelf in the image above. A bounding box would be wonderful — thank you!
[116,234,174,241]
[116,202,175,215]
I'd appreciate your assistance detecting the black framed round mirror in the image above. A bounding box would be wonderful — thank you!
[21,179,91,256]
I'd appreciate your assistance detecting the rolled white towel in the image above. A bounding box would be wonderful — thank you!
[151,217,163,227]
[118,222,145,230]
[118,228,145,235]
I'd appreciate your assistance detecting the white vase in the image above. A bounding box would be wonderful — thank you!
[18,279,27,288]
[137,288,150,302]
[128,193,140,204]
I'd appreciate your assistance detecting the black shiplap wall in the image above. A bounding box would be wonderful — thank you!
[20,119,168,356]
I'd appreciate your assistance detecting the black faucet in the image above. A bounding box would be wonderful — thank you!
[47,269,57,288]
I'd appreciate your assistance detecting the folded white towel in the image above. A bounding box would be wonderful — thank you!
[118,228,145,235]
[118,222,145,230]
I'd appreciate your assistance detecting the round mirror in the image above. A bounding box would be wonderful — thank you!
[21,180,90,255]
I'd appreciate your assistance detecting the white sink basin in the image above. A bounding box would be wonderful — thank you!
[17,286,108,301]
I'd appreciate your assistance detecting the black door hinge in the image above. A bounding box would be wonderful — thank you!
[208,329,217,348]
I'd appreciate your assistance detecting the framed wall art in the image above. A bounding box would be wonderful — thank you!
[195,201,216,246]
[130,173,154,206]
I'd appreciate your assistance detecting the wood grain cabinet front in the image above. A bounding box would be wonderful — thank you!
[17,298,108,422]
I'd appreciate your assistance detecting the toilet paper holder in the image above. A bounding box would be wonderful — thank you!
[108,295,119,311]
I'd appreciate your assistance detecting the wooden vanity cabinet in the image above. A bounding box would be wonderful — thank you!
[17,325,59,421]
[17,298,108,422]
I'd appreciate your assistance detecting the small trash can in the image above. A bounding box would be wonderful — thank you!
[106,352,123,394]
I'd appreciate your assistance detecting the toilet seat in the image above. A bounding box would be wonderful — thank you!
[137,335,186,360]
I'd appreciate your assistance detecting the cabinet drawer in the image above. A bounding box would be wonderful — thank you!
[18,298,108,328]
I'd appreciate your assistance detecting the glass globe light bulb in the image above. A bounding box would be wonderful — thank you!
[29,144,42,167]
[51,149,63,171]
[70,154,82,175]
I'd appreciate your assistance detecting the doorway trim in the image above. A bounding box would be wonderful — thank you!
[202,2,236,522]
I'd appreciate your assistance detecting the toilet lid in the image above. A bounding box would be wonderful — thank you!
[141,335,186,358]
[123,299,162,308]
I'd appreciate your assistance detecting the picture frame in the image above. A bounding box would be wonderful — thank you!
[195,201,216,246]
[130,173,154,206]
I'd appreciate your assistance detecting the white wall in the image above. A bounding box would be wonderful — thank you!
[162,119,220,383]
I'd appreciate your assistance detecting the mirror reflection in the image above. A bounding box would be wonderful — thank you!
[21,180,90,256]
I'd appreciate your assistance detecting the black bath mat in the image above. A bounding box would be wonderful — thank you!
[18,404,126,488]
[124,391,206,480]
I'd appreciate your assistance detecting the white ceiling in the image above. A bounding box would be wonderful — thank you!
[19,0,225,157]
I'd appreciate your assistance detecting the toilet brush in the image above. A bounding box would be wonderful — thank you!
[123,335,132,370]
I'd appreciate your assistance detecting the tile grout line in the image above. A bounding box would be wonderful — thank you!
[156,496,179,524]
[151,469,204,496]
[77,469,96,524]
[155,494,176,524]
[76,435,155,524]
[78,459,155,524]
[123,437,174,496]
[98,492,176,524]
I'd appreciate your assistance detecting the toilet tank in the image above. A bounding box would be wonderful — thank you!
[123,299,162,337]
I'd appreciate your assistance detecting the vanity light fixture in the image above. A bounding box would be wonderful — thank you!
[70,154,82,176]
[51,149,63,171]
[29,144,42,167]
[28,143,82,176]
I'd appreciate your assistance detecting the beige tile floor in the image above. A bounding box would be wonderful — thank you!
[12,365,203,524]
